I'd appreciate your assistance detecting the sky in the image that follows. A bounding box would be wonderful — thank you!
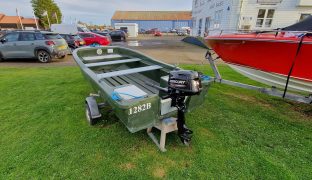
[0,0,192,25]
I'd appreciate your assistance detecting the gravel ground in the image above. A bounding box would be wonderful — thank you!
[0,35,213,67]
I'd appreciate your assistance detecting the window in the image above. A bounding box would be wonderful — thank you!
[35,33,45,40]
[214,10,223,29]
[192,17,197,28]
[60,34,66,39]
[73,35,82,40]
[78,33,88,38]
[43,33,62,39]
[257,0,282,4]
[21,33,35,41]
[300,14,311,21]
[205,17,211,33]
[256,9,275,28]
[198,18,202,36]
[68,35,75,40]
[80,33,94,38]
[4,33,19,42]
[194,0,199,7]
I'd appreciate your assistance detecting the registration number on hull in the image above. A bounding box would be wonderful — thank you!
[129,103,152,115]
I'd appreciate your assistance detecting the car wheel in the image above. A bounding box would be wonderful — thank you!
[85,103,98,125]
[37,50,51,63]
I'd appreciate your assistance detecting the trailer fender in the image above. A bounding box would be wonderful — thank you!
[85,96,102,121]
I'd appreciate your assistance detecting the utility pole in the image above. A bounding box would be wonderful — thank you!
[16,8,24,30]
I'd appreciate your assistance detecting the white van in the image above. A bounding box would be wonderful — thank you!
[51,24,90,34]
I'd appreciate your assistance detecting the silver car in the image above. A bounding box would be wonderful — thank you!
[0,31,68,63]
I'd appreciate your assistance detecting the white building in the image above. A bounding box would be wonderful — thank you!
[192,0,312,36]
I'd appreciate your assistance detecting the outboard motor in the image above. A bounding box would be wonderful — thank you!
[147,70,202,145]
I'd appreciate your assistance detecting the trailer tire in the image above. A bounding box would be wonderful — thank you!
[85,104,98,125]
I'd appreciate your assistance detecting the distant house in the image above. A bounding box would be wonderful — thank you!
[0,13,38,30]
[111,11,192,32]
[192,0,312,37]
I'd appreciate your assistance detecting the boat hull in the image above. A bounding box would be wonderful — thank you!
[205,34,312,93]
[228,64,312,93]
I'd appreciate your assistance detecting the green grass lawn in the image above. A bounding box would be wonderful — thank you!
[0,64,311,179]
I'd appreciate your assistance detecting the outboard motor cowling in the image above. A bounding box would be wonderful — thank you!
[168,70,202,95]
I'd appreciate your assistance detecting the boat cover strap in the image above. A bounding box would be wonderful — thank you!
[283,34,306,98]
[97,65,162,79]
[86,58,141,68]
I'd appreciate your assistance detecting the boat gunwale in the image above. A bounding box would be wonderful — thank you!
[205,37,307,43]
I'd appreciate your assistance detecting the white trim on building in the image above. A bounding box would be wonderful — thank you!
[192,0,312,37]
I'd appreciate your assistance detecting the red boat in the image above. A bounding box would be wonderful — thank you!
[205,17,312,94]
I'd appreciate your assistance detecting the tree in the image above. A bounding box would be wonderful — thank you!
[31,0,62,29]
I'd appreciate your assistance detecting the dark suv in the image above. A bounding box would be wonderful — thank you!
[109,30,127,42]
[0,31,69,63]
[60,34,85,52]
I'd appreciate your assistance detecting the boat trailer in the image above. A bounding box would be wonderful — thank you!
[205,49,312,104]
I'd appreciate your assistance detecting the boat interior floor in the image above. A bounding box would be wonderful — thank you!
[85,56,162,96]
[100,68,160,95]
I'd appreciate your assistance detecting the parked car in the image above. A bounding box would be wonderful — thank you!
[145,28,158,34]
[93,31,112,42]
[176,29,188,36]
[109,30,127,42]
[73,34,86,46]
[170,29,177,33]
[154,30,162,36]
[102,29,111,33]
[139,29,146,34]
[60,34,84,52]
[94,31,109,36]
[0,31,68,63]
[78,32,110,46]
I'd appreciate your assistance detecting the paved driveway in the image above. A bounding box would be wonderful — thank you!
[0,35,210,67]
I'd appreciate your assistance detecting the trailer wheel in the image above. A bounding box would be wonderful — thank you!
[85,103,97,125]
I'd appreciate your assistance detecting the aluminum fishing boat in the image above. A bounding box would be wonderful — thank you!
[73,46,212,133]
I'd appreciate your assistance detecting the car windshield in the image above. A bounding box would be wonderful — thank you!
[111,31,122,35]
[43,33,62,39]
[100,32,108,36]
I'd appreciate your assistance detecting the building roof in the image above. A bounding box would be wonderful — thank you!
[22,18,37,24]
[0,13,4,20]
[0,16,19,24]
[112,11,192,21]
[0,13,37,25]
